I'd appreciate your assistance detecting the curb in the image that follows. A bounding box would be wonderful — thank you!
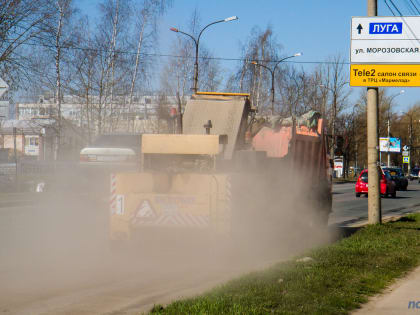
[331,203,420,228]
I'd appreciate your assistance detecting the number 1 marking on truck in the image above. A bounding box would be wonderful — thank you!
[116,195,125,215]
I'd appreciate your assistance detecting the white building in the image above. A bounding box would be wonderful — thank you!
[16,94,183,134]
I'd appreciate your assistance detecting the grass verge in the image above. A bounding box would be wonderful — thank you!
[151,214,420,314]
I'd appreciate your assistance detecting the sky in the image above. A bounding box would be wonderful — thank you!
[78,0,419,113]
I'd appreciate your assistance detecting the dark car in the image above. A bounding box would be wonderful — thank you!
[382,167,408,191]
[409,168,420,181]
[355,168,396,198]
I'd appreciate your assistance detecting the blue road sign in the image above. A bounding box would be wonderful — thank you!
[369,22,402,34]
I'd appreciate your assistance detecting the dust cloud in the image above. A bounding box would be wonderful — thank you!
[0,159,333,314]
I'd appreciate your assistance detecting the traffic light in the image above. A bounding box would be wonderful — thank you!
[335,135,344,156]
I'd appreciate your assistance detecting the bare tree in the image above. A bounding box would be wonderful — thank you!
[226,26,282,113]
[128,0,171,106]
[0,0,51,85]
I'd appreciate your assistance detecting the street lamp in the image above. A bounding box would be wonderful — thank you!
[319,83,349,161]
[399,110,416,175]
[170,16,238,93]
[386,89,405,167]
[251,52,302,115]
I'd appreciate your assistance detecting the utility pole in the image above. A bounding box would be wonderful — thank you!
[332,90,337,162]
[367,0,381,224]
[13,127,18,190]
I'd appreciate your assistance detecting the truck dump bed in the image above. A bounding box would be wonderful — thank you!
[182,92,251,159]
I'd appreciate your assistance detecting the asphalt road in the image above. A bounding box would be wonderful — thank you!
[1,182,420,314]
[329,180,420,226]
[0,194,300,314]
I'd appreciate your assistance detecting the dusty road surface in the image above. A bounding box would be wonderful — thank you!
[0,192,326,315]
[3,180,420,314]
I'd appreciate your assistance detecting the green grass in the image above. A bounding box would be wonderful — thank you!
[150,214,420,314]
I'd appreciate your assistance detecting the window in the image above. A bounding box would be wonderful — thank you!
[28,137,39,146]
[361,171,368,183]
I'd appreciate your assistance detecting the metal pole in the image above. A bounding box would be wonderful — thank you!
[271,71,275,115]
[367,0,381,224]
[193,42,199,93]
[13,127,18,190]
[387,119,390,167]
[331,92,337,162]
[409,116,413,176]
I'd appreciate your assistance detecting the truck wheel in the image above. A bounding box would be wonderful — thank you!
[391,191,396,198]
[356,193,361,198]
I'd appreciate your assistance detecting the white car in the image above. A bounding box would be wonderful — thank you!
[80,134,140,168]
[80,147,136,163]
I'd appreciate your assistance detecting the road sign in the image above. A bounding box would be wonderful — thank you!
[402,151,409,156]
[351,16,420,64]
[403,156,410,163]
[350,64,420,87]
[403,145,410,151]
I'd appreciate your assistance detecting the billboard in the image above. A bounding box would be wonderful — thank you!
[380,137,401,152]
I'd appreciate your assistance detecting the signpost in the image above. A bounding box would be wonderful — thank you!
[351,17,420,64]
[350,16,420,87]
[350,64,420,87]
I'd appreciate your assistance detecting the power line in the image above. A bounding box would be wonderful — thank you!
[402,0,415,14]
[403,0,418,14]
[407,0,420,14]
[388,0,404,15]
[384,0,397,15]
[2,38,350,66]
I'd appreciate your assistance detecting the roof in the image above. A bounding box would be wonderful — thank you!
[0,119,55,134]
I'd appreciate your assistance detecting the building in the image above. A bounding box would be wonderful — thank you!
[0,78,9,119]
[15,94,184,134]
[0,119,85,161]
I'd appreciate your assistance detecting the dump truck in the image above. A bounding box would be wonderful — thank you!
[109,92,332,242]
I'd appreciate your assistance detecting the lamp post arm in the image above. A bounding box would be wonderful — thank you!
[253,62,272,74]
[176,30,197,46]
[252,62,275,114]
[273,55,296,72]
[197,19,225,45]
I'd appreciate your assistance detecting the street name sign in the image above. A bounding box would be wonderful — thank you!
[351,17,420,64]
[402,151,409,157]
[350,64,420,87]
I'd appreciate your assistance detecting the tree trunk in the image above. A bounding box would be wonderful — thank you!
[54,1,64,160]
[129,13,146,106]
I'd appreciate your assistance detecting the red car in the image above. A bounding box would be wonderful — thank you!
[355,169,396,198]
